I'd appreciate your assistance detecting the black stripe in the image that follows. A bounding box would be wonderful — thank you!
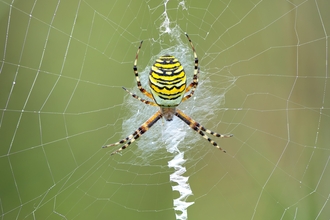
[157,93,182,100]
[156,78,185,85]
[154,64,183,73]
[150,81,185,91]
[151,74,186,85]
[151,67,183,76]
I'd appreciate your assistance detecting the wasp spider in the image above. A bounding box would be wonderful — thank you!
[103,34,233,155]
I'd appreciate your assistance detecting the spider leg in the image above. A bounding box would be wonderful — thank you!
[182,67,200,102]
[103,110,163,155]
[122,87,158,107]
[175,109,232,153]
[133,40,154,100]
[182,33,199,103]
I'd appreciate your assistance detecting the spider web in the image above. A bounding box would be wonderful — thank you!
[0,0,329,219]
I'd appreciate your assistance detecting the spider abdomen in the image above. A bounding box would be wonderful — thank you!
[149,55,187,107]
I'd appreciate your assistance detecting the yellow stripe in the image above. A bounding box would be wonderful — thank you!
[149,74,186,87]
[154,62,181,69]
[150,83,186,95]
[150,67,185,80]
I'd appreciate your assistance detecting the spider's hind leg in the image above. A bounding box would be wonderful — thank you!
[133,40,154,100]
[122,87,158,106]
[182,34,199,103]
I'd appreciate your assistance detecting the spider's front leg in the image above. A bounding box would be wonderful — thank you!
[103,110,163,155]
[175,109,233,153]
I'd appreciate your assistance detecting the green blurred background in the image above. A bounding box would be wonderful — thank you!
[0,0,329,219]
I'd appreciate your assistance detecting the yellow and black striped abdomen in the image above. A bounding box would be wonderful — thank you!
[149,55,187,107]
